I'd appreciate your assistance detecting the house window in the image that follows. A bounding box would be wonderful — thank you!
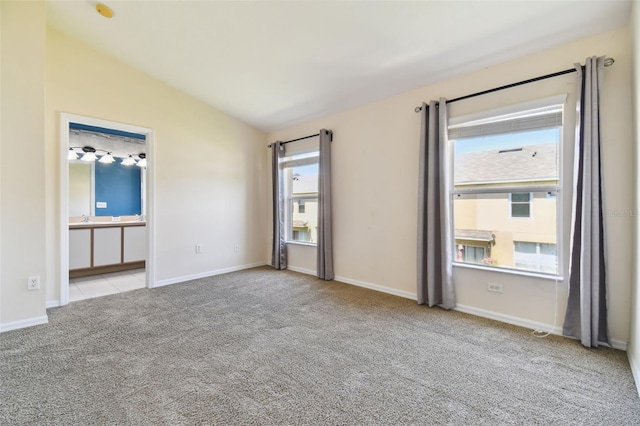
[449,100,563,276]
[282,151,319,244]
[456,244,486,264]
[510,192,531,218]
[514,242,557,273]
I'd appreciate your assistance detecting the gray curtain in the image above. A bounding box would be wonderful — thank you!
[417,99,455,309]
[317,129,334,280]
[563,56,610,347]
[271,141,287,270]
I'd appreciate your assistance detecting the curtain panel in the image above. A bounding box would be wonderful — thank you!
[417,99,455,309]
[563,56,610,347]
[317,129,334,280]
[271,141,287,270]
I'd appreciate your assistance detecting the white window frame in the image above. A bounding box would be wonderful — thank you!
[282,151,319,245]
[448,95,565,279]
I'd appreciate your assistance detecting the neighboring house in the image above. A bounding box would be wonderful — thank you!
[290,174,318,243]
[453,142,558,273]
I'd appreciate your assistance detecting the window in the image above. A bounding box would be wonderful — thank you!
[282,151,319,244]
[510,192,531,218]
[449,101,562,275]
[514,242,557,273]
[456,244,486,264]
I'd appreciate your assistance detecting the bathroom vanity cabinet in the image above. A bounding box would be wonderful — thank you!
[69,222,146,278]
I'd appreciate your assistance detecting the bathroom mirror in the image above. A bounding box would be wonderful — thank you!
[68,124,146,218]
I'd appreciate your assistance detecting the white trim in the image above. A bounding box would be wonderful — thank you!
[454,304,627,350]
[449,94,568,126]
[152,262,266,288]
[453,261,564,281]
[286,266,418,300]
[286,265,316,275]
[46,300,60,309]
[0,316,49,333]
[59,113,155,306]
[628,350,640,397]
[334,275,417,301]
[286,241,316,247]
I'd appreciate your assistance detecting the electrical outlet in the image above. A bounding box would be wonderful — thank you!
[195,244,202,254]
[112,216,121,222]
[27,276,40,291]
[234,244,239,252]
[487,283,503,293]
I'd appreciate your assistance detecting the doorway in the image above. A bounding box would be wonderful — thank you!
[59,113,155,306]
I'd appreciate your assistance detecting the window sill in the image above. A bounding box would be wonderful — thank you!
[286,241,317,247]
[452,262,564,282]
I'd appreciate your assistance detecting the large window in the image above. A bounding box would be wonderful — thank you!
[282,151,319,244]
[449,102,562,276]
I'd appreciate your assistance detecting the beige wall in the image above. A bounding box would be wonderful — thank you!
[44,28,268,304]
[0,1,48,327]
[267,27,633,345]
[629,0,640,393]
[454,191,557,270]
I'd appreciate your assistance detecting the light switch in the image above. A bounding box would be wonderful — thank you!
[97,202,107,208]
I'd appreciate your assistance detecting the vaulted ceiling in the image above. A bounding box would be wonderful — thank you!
[47,1,632,132]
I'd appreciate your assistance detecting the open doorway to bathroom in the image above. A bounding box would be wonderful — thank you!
[59,113,155,306]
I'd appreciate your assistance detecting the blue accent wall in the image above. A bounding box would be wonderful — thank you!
[95,162,141,216]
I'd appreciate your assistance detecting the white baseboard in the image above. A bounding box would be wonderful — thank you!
[612,339,629,352]
[46,300,60,309]
[286,265,316,276]
[0,315,49,333]
[628,348,640,397]
[455,304,628,351]
[286,266,418,301]
[334,275,418,301]
[153,262,266,288]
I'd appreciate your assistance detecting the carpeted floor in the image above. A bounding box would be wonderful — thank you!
[1,266,639,425]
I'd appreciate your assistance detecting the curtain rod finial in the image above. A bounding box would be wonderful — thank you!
[414,106,422,113]
[604,57,614,67]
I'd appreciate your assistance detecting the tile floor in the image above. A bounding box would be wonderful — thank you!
[69,268,146,302]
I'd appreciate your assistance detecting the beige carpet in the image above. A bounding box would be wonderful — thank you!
[1,266,639,425]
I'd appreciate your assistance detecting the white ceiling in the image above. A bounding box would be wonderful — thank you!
[47,1,631,132]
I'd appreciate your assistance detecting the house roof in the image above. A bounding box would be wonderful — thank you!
[455,143,557,186]
[455,230,495,242]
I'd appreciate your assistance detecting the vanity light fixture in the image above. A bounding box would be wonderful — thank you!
[98,152,115,163]
[122,155,137,166]
[80,146,98,162]
[68,148,79,160]
[136,153,147,168]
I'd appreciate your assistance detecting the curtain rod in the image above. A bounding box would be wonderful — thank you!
[267,131,333,148]
[267,133,318,148]
[414,57,614,112]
